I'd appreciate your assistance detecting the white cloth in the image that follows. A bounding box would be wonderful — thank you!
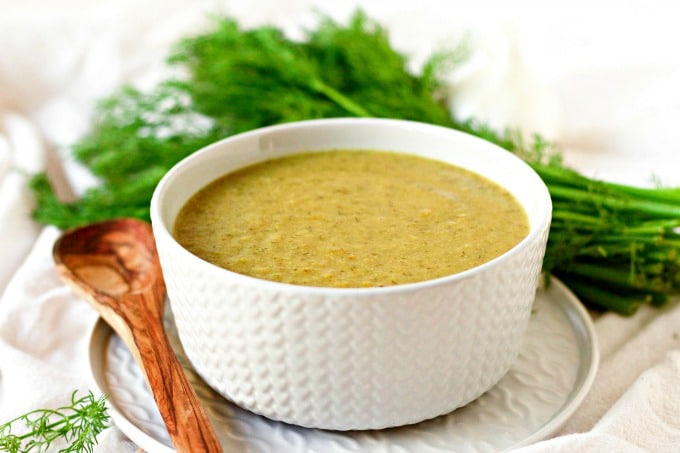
[1,1,680,452]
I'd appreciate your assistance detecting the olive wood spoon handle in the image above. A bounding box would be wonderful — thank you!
[53,218,222,453]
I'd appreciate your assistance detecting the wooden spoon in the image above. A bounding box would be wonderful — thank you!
[53,218,222,453]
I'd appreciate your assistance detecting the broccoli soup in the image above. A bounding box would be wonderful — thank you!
[173,150,529,287]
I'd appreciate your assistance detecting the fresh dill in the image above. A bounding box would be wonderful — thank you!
[0,391,110,453]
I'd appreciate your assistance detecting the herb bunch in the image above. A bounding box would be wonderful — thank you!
[0,391,110,453]
[30,11,680,315]
[534,165,680,315]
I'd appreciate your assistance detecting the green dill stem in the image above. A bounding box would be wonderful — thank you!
[551,210,607,226]
[594,234,664,245]
[561,261,670,292]
[308,78,372,117]
[650,292,670,306]
[646,250,679,262]
[643,262,666,276]
[551,213,680,236]
[577,244,680,268]
[601,180,680,204]
[592,236,680,251]
[2,410,66,445]
[559,276,643,315]
[571,244,631,259]
[530,164,591,188]
[548,185,680,218]
[534,163,680,208]
[532,164,627,194]
[621,220,680,235]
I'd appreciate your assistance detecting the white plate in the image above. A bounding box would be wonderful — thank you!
[88,277,598,453]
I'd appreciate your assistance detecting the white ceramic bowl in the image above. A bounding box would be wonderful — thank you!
[150,118,552,431]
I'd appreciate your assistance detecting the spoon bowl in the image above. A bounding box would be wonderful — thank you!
[53,218,222,453]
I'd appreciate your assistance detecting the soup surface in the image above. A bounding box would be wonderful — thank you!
[173,150,529,287]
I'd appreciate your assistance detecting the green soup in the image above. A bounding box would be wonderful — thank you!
[173,150,529,287]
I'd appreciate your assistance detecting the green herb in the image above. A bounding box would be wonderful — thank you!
[532,164,680,314]
[0,391,110,453]
[30,11,680,315]
[30,85,225,227]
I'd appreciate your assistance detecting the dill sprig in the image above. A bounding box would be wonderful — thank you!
[29,10,680,315]
[0,391,110,453]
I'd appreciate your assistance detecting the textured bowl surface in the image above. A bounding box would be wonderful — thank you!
[150,118,552,430]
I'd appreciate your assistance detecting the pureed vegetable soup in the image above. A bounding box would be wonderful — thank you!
[173,150,529,288]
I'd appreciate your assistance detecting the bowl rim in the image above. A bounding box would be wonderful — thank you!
[150,117,552,295]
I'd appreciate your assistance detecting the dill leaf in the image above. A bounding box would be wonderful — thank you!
[0,391,110,453]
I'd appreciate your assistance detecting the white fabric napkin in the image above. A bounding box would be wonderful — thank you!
[0,114,44,293]
[1,1,680,452]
